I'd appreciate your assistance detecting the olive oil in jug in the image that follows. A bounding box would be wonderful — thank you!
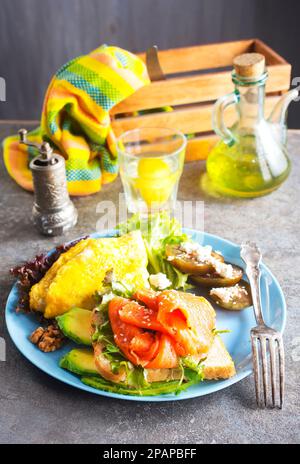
[206,53,298,198]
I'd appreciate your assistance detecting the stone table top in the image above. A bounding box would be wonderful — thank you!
[0,123,299,444]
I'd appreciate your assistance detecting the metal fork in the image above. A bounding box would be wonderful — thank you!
[241,241,285,409]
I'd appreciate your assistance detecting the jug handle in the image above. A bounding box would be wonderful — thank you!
[212,92,238,146]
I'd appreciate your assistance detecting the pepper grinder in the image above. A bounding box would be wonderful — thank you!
[19,129,78,236]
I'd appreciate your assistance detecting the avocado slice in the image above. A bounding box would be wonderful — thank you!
[81,374,199,396]
[59,348,98,376]
[56,307,92,345]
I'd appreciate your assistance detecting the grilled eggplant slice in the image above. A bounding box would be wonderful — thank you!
[190,264,243,288]
[209,280,252,310]
[166,244,224,276]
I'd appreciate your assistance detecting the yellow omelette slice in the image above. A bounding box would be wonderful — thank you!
[29,231,149,319]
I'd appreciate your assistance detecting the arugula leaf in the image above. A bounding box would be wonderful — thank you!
[105,342,121,354]
[181,356,205,376]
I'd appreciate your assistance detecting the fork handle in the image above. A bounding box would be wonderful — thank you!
[246,264,265,326]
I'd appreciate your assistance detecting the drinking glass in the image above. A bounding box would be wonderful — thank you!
[117,127,186,215]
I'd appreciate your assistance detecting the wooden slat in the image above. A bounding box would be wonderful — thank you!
[136,39,255,74]
[113,104,214,135]
[112,95,281,136]
[136,39,288,77]
[112,64,291,115]
[112,73,233,114]
[185,134,219,162]
[267,64,291,89]
[254,39,288,65]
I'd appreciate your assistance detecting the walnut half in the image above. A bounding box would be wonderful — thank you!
[30,323,65,352]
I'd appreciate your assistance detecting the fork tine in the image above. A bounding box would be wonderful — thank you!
[269,337,277,407]
[260,337,269,408]
[277,337,285,409]
[251,335,263,407]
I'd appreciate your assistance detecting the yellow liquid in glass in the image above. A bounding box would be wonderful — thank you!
[121,153,182,213]
[136,158,177,205]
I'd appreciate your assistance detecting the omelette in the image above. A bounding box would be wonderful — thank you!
[30,231,149,319]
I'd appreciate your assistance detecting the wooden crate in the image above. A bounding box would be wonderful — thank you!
[111,39,291,161]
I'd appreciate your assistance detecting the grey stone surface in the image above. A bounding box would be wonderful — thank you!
[0,123,299,444]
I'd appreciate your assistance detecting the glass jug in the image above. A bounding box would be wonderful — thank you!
[206,53,298,198]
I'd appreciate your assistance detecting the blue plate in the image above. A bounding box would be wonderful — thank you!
[5,229,286,402]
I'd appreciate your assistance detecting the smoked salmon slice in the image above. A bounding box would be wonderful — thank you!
[108,296,178,368]
[108,289,216,369]
[146,334,178,369]
[156,290,216,357]
[133,288,158,310]
[109,297,149,366]
[118,300,167,333]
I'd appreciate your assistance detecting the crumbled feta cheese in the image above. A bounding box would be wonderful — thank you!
[211,258,234,278]
[149,273,171,290]
[180,242,200,254]
[180,242,213,263]
[210,285,247,303]
[196,245,213,263]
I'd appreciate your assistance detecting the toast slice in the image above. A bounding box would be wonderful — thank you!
[201,335,236,380]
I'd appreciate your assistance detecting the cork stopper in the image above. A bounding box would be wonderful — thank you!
[233,53,265,78]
